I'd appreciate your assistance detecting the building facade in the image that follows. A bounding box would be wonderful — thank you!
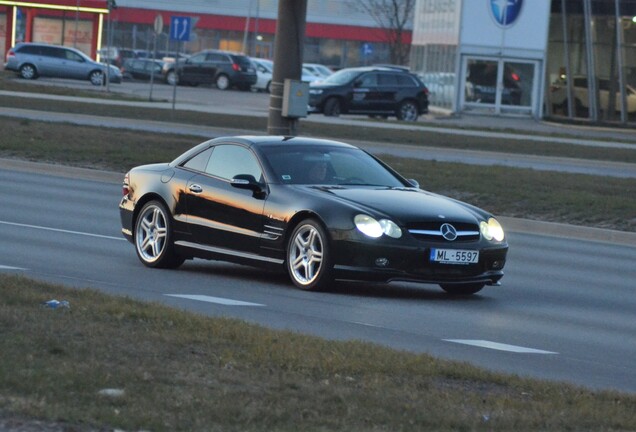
[411,0,636,125]
[2,1,412,69]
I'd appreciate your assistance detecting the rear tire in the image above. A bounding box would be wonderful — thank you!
[286,219,333,291]
[323,97,341,117]
[216,74,230,90]
[440,283,485,296]
[19,64,37,80]
[134,200,184,269]
[396,100,419,121]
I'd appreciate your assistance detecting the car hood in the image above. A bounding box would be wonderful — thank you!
[309,82,341,90]
[305,186,485,224]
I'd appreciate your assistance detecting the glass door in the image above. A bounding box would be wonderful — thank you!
[461,57,537,115]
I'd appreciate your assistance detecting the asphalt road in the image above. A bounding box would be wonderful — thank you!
[2,166,636,393]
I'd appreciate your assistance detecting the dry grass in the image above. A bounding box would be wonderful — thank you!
[2,274,636,431]
[1,116,634,232]
[1,76,636,165]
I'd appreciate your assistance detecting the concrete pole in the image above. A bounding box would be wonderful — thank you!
[267,0,307,136]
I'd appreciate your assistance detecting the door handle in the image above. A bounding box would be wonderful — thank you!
[189,184,203,194]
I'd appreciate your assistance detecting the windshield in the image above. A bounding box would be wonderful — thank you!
[319,69,361,86]
[261,145,406,187]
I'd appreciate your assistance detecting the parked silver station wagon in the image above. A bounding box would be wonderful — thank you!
[4,42,122,85]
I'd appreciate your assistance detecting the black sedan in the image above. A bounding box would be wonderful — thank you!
[119,136,508,295]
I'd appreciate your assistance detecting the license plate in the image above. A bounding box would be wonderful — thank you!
[430,249,479,265]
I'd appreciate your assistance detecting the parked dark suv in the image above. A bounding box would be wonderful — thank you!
[163,49,256,90]
[308,67,429,121]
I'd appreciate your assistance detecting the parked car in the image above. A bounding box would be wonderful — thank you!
[162,49,256,90]
[119,136,508,294]
[550,76,636,116]
[251,57,273,92]
[308,66,429,121]
[121,58,167,82]
[303,63,333,78]
[97,47,143,69]
[4,42,122,85]
[251,58,321,92]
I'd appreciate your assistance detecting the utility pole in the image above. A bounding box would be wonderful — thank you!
[106,0,117,92]
[267,0,307,136]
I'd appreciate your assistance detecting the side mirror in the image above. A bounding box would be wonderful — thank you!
[353,80,362,88]
[408,179,420,188]
[231,174,266,196]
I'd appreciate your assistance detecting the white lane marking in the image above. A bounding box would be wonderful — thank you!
[0,265,27,270]
[0,220,124,241]
[444,339,558,354]
[165,294,265,307]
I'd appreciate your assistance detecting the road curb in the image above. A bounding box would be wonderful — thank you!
[499,216,636,248]
[1,157,634,248]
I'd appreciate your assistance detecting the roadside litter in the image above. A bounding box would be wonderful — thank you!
[41,299,70,309]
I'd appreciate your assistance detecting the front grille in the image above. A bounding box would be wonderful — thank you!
[407,221,480,242]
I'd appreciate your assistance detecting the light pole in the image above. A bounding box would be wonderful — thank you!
[74,0,79,48]
[106,0,116,92]
[267,0,308,136]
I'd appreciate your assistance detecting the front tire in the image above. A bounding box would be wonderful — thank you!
[135,201,184,269]
[323,97,341,117]
[19,64,37,80]
[89,70,104,86]
[440,283,485,296]
[396,100,419,121]
[166,70,178,86]
[286,219,333,291]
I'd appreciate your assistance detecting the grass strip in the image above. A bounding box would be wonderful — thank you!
[1,274,636,431]
[2,89,636,165]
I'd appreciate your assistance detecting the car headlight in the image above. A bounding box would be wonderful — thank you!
[309,89,323,95]
[354,215,402,239]
[480,218,505,241]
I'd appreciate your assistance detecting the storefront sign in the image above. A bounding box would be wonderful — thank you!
[460,0,550,54]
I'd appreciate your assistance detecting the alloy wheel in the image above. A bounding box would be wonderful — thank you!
[288,222,327,289]
[136,203,168,264]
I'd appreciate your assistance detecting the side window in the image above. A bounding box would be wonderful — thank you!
[358,73,378,87]
[207,53,226,63]
[205,145,262,181]
[183,147,213,172]
[20,45,41,55]
[40,46,59,58]
[188,53,207,64]
[379,73,398,86]
[65,50,83,62]
[397,74,417,87]
[573,77,587,88]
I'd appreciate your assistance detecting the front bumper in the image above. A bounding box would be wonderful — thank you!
[331,238,508,286]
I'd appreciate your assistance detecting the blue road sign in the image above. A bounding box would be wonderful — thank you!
[170,16,192,42]
[362,42,373,57]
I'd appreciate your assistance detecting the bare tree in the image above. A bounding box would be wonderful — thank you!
[350,0,415,65]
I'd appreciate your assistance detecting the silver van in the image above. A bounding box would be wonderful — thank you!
[4,42,122,85]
